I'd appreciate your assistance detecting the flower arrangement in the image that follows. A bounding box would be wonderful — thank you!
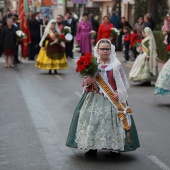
[16,30,26,39]
[76,52,98,77]
[72,43,81,52]
[57,34,66,43]
[111,28,120,37]
[134,39,142,47]
[166,44,170,54]
[89,30,96,39]
[61,26,71,34]
[50,34,66,47]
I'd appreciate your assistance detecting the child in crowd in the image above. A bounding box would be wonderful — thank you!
[130,29,139,61]
[66,38,140,157]
[162,14,170,45]
[122,26,131,61]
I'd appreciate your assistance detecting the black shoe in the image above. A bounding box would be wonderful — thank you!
[105,151,121,158]
[131,58,136,61]
[85,149,97,157]
[54,70,57,74]
[141,80,151,86]
[48,70,52,74]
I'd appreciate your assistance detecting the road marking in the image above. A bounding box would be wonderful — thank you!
[74,91,82,98]
[55,75,63,80]
[1,148,7,150]
[148,156,170,170]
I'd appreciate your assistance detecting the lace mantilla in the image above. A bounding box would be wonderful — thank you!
[94,39,129,103]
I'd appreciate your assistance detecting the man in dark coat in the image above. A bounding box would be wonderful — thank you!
[28,12,42,60]
[13,15,22,64]
[110,12,121,50]
[89,13,99,33]
[63,12,77,59]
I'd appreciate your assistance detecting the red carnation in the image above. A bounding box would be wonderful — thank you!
[83,59,91,66]
[80,56,86,61]
[85,52,92,59]
[167,45,170,51]
[58,34,66,42]
[77,60,81,66]
[79,65,85,72]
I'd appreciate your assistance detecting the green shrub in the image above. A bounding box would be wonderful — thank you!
[153,31,170,62]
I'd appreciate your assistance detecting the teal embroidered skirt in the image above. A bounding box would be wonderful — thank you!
[66,91,140,152]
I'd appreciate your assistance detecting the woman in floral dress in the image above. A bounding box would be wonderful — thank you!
[154,59,170,96]
[129,27,158,85]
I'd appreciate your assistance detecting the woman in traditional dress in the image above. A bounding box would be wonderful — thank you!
[76,13,92,55]
[129,27,158,85]
[35,19,68,74]
[97,16,114,42]
[66,39,140,157]
[154,59,170,96]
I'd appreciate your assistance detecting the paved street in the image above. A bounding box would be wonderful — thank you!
[0,52,170,170]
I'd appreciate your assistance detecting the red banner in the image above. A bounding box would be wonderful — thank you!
[19,0,31,58]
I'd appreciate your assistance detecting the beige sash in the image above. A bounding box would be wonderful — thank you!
[96,75,132,130]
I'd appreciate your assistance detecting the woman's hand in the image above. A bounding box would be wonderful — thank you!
[136,46,142,53]
[86,76,96,85]
[108,36,114,41]
[60,42,65,48]
[114,91,119,101]
[42,47,46,50]
[145,56,150,60]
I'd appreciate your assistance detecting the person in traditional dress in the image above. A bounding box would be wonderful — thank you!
[76,13,92,55]
[35,19,68,74]
[129,27,158,85]
[154,59,170,96]
[66,39,140,157]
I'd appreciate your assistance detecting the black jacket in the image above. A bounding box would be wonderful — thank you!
[90,17,99,33]
[0,25,18,49]
[63,18,77,37]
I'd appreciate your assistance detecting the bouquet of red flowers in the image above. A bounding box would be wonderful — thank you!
[58,34,66,43]
[166,44,170,54]
[76,52,98,77]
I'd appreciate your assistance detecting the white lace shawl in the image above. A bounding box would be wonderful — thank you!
[39,19,61,47]
[94,39,130,103]
[142,27,157,75]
